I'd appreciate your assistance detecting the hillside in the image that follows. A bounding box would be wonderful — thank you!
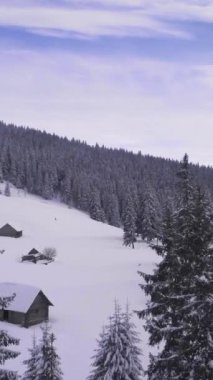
[0,185,158,378]
[0,122,213,240]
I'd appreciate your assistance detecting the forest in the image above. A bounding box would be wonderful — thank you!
[0,121,213,242]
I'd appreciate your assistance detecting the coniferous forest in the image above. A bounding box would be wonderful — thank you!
[0,121,213,242]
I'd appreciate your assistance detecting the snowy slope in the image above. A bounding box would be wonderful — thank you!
[0,185,158,379]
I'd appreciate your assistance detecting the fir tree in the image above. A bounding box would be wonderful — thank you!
[26,323,63,380]
[89,189,105,222]
[138,155,213,379]
[136,187,161,242]
[88,302,143,380]
[0,296,20,379]
[4,181,11,197]
[41,329,63,380]
[22,335,42,380]
[123,195,137,248]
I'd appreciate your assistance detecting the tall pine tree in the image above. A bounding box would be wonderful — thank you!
[88,302,143,380]
[23,323,63,380]
[0,295,20,379]
[22,335,42,380]
[138,154,213,379]
[123,195,137,248]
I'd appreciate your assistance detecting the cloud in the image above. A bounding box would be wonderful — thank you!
[1,1,213,43]
[0,49,213,165]
[0,3,191,40]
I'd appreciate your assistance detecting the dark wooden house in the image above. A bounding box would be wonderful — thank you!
[22,248,40,263]
[0,223,22,238]
[22,248,46,263]
[0,283,53,327]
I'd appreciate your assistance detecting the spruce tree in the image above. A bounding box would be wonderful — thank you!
[0,296,20,379]
[22,335,42,380]
[123,195,137,248]
[40,323,63,380]
[41,330,63,380]
[89,189,105,222]
[4,181,11,197]
[88,302,143,380]
[138,155,213,379]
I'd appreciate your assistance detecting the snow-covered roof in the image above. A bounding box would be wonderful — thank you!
[0,223,21,232]
[0,282,46,313]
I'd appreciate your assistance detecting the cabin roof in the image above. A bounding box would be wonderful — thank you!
[0,223,20,233]
[0,282,53,313]
[28,248,39,255]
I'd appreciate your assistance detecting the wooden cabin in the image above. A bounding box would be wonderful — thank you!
[22,248,46,263]
[22,248,40,263]
[0,283,53,327]
[0,223,22,238]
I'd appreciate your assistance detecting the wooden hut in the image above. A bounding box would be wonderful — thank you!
[0,223,22,238]
[22,248,46,263]
[0,283,53,327]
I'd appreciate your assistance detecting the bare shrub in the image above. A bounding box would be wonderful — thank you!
[42,247,57,262]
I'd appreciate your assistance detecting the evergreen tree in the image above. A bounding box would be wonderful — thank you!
[123,195,137,248]
[42,173,53,200]
[0,163,3,183]
[4,181,11,197]
[89,189,105,222]
[88,302,143,380]
[0,296,20,379]
[136,187,161,242]
[41,327,63,380]
[27,323,63,380]
[22,335,42,380]
[138,155,213,379]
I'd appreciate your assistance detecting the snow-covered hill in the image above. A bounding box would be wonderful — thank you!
[0,185,158,379]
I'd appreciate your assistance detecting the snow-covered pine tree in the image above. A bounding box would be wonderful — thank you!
[4,181,11,197]
[0,163,3,183]
[138,155,213,379]
[88,302,143,380]
[123,305,144,379]
[89,188,105,222]
[40,323,63,380]
[123,195,137,248]
[41,330,63,380]
[0,296,20,380]
[136,186,161,242]
[22,335,42,380]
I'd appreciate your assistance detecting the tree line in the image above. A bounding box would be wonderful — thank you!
[0,121,213,240]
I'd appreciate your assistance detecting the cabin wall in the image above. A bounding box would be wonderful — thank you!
[26,307,48,327]
[25,293,49,327]
[0,309,25,325]
[9,311,25,325]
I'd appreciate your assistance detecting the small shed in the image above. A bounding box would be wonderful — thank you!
[0,223,22,238]
[22,248,46,263]
[0,282,53,327]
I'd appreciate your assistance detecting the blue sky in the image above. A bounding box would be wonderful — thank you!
[0,0,213,165]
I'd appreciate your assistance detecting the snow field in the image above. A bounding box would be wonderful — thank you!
[0,186,158,379]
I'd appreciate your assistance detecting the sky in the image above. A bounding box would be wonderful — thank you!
[0,0,213,166]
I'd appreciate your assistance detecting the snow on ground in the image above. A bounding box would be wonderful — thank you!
[0,184,158,379]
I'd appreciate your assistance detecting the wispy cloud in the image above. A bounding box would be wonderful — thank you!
[0,2,191,40]
[0,1,212,165]
[0,49,213,164]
